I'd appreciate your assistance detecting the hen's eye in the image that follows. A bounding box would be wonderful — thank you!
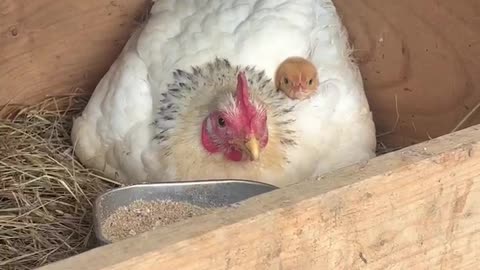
[283,78,289,84]
[308,79,313,85]
[218,117,226,127]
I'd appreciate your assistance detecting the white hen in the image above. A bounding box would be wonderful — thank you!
[72,0,376,187]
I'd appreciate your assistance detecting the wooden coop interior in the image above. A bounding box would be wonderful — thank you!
[0,0,479,269]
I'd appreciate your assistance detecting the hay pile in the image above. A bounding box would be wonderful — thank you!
[0,93,119,269]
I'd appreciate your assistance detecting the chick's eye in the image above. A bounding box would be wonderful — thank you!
[218,117,226,127]
[308,79,313,85]
[283,78,289,84]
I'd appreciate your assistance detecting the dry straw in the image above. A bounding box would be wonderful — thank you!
[0,92,120,269]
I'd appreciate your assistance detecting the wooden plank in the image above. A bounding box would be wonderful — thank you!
[0,0,149,106]
[38,124,480,270]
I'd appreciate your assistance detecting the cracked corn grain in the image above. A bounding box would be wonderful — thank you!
[101,200,211,242]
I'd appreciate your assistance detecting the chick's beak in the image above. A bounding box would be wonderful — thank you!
[292,82,306,92]
[244,137,260,161]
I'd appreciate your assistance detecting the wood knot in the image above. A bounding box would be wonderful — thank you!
[359,252,368,264]
[0,0,17,16]
[8,26,18,37]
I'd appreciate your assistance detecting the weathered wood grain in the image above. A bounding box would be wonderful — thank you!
[335,0,480,148]
[38,124,480,270]
[0,0,148,106]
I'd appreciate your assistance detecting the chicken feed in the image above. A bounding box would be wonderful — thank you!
[101,200,212,242]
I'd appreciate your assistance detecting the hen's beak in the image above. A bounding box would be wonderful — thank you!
[244,137,260,161]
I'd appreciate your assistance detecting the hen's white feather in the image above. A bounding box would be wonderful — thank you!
[72,0,376,187]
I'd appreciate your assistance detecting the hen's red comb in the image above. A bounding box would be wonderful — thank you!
[236,72,256,118]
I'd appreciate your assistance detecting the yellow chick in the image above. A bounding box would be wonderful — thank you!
[274,56,319,100]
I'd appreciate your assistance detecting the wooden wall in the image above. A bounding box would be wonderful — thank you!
[335,0,480,148]
[0,0,148,105]
[1,0,480,149]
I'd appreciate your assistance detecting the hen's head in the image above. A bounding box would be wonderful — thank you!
[201,72,268,162]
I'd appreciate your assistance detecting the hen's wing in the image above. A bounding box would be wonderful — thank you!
[72,29,153,181]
